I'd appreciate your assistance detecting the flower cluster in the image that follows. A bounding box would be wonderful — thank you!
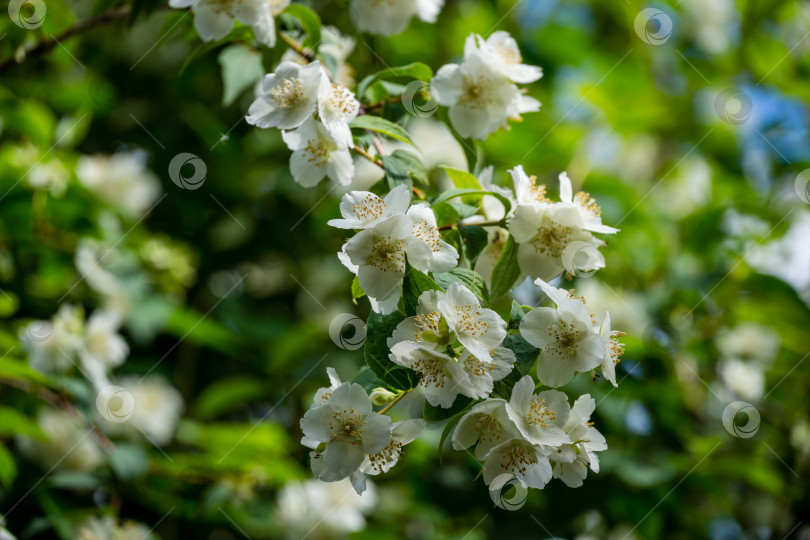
[351,0,445,37]
[431,32,542,139]
[169,0,290,46]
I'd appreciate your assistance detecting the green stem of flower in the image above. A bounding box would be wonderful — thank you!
[280,33,315,62]
[377,389,410,415]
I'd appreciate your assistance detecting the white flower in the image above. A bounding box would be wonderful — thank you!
[597,313,625,387]
[317,78,360,146]
[520,296,605,387]
[359,418,425,475]
[718,358,765,402]
[76,152,161,217]
[79,309,129,390]
[276,478,376,539]
[551,394,607,488]
[104,376,185,446]
[557,172,619,234]
[76,516,155,540]
[407,204,459,272]
[75,238,128,315]
[20,304,85,375]
[350,0,444,37]
[247,61,321,130]
[482,437,553,490]
[715,322,780,366]
[17,409,105,472]
[452,399,519,459]
[341,215,432,312]
[282,118,355,187]
[505,375,571,446]
[431,47,540,140]
[313,367,343,407]
[509,165,554,208]
[464,31,543,84]
[389,342,467,408]
[508,203,605,281]
[169,0,287,46]
[300,382,393,481]
[459,347,516,400]
[328,184,410,229]
[438,282,507,362]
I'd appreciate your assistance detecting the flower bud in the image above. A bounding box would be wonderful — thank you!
[369,387,398,406]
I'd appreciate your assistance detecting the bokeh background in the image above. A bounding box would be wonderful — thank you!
[0,0,809,538]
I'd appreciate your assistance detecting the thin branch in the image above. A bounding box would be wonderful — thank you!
[280,33,315,62]
[377,390,409,415]
[353,144,384,168]
[0,4,132,73]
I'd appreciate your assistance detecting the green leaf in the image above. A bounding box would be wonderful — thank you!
[350,116,415,146]
[492,334,539,399]
[391,149,428,186]
[508,301,526,330]
[0,407,45,439]
[0,357,48,384]
[381,153,412,190]
[438,412,464,465]
[109,443,149,480]
[402,266,443,316]
[364,312,417,391]
[283,4,321,48]
[195,377,267,420]
[457,223,489,265]
[351,276,366,304]
[0,443,17,489]
[433,269,488,305]
[352,366,386,393]
[489,235,521,300]
[357,62,433,101]
[424,395,473,422]
[445,168,482,190]
[431,188,512,217]
[218,44,265,107]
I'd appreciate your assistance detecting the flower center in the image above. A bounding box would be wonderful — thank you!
[475,414,503,442]
[453,304,489,337]
[414,311,442,341]
[527,175,552,203]
[268,77,303,109]
[325,83,359,116]
[609,331,626,364]
[464,355,495,377]
[527,397,556,428]
[412,356,448,387]
[546,319,581,359]
[330,409,365,445]
[500,443,538,475]
[461,75,493,109]
[303,139,329,167]
[574,191,601,217]
[352,194,385,222]
[532,216,572,257]
[369,237,406,272]
[496,43,522,65]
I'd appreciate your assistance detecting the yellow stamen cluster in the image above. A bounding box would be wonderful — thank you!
[528,175,552,204]
[464,355,495,377]
[527,397,556,428]
[461,75,493,109]
[545,320,580,359]
[500,443,538,475]
[303,139,329,167]
[497,43,522,65]
[366,439,403,473]
[208,0,240,16]
[369,237,405,272]
[326,83,359,116]
[413,356,447,387]
[352,194,385,222]
[532,216,573,257]
[475,415,503,443]
[609,331,626,364]
[268,77,303,109]
[574,191,601,217]
[414,311,441,341]
[453,305,489,337]
[330,409,366,445]
[412,219,442,252]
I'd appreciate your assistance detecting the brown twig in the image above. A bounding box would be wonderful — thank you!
[0,4,132,74]
[280,33,315,62]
